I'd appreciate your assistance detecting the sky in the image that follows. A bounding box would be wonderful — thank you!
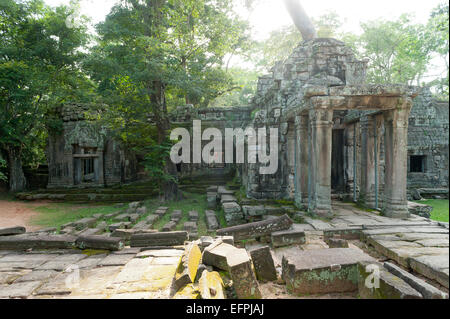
[44,0,443,40]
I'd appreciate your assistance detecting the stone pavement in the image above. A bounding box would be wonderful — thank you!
[0,248,183,299]
[299,202,449,289]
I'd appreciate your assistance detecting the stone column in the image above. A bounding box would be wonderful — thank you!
[344,124,355,200]
[383,99,412,218]
[308,106,333,216]
[359,116,376,209]
[294,114,309,209]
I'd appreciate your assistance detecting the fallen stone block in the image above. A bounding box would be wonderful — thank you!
[154,209,167,217]
[221,194,237,204]
[205,210,219,231]
[129,201,142,209]
[408,201,433,219]
[227,248,261,299]
[188,211,199,222]
[207,192,218,209]
[271,229,306,248]
[218,186,234,195]
[198,270,225,299]
[173,243,202,291]
[358,261,422,299]
[130,231,188,247]
[133,221,149,230]
[78,228,102,237]
[217,236,234,246]
[136,207,147,215]
[128,214,140,223]
[384,262,448,299]
[199,236,214,250]
[222,202,244,225]
[76,235,124,251]
[409,255,449,288]
[111,229,157,241]
[242,205,266,217]
[171,210,183,222]
[108,223,124,232]
[0,226,26,236]
[323,227,363,240]
[282,248,375,295]
[326,238,349,248]
[73,217,97,231]
[146,215,159,226]
[59,226,76,235]
[162,221,177,232]
[184,221,197,233]
[249,246,277,282]
[217,214,293,241]
[202,241,237,271]
[0,234,76,250]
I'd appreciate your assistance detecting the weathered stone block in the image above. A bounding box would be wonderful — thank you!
[271,229,306,248]
[162,221,177,232]
[227,249,262,299]
[202,242,236,271]
[130,231,187,247]
[136,207,147,215]
[205,210,219,231]
[76,235,124,251]
[358,261,422,299]
[188,211,199,222]
[198,270,225,299]
[173,243,202,291]
[183,221,197,233]
[0,226,26,236]
[0,234,76,250]
[73,217,97,231]
[221,194,237,204]
[249,246,277,282]
[242,205,266,217]
[282,248,375,295]
[407,201,433,219]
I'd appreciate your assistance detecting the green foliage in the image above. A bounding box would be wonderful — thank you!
[0,0,92,187]
[0,156,6,182]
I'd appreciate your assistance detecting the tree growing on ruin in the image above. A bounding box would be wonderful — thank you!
[85,0,250,201]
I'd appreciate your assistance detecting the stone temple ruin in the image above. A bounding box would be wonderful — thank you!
[3,1,448,300]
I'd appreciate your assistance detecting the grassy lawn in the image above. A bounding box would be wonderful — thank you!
[415,199,449,222]
[30,203,120,229]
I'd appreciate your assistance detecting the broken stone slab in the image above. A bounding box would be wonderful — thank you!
[199,236,214,250]
[323,227,363,240]
[132,221,149,230]
[358,261,422,299]
[217,214,293,241]
[130,231,187,247]
[249,246,277,282]
[162,221,177,232]
[0,226,26,236]
[15,270,59,283]
[242,205,266,217]
[217,236,234,246]
[282,248,375,295]
[36,254,87,271]
[173,243,202,291]
[183,221,197,233]
[108,222,125,232]
[34,272,73,296]
[408,201,433,219]
[222,202,242,216]
[146,215,159,226]
[111,229,157,241]
[271,229,306,248]
[326,238,349,248]
[171,210,183,222]
[409,255,449,288]
[202,241,237,271]
[384,262,448,299]
[221,194,237,204]
[227,248,261,299]
[72,217,97,231]
[188,211,199,222]
[205,210,219,231]
[75,235,124,251]
[198,270,225,299]
[0,281,42,298]
[0,234,76,250]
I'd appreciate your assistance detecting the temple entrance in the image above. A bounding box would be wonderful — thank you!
[331,129,345,192]
[73,146,100,185]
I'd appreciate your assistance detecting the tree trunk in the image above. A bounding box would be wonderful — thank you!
[283,0,317,41]
[6,146,27,193]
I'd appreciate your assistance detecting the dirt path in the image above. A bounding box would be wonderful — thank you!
[0,200,45,232]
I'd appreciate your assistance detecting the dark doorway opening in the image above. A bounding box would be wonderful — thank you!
[331,129,345,191]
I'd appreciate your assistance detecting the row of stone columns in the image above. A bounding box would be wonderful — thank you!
[294,98,412,218]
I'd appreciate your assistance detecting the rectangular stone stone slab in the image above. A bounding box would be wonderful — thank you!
[282,248,375,295]
[271,229,306,248]
[188,211,199,222]
[75,235,124,251]
[73,217,97,230]
[98,253,135,266]
[249,246,277,282]
[0,226,26,236]
[202,242,237,271]
[0,281,42,298]
[220,194,237,204]
[183,221,197,232]
[15,270,59,283]
[130,231,187,247]
[358,261,422,299]
[36,254,87,271]
[146,215,159,226]
[409,255,449,288]
[227,248,261,299]
[205,210,219,231]
[384,262,448,299]
[162,221,177,232]
[0,235,76,250]
[217,214,293,241]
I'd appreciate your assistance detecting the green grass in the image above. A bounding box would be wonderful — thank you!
[414,199,449,222]
[30,203,120,230]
